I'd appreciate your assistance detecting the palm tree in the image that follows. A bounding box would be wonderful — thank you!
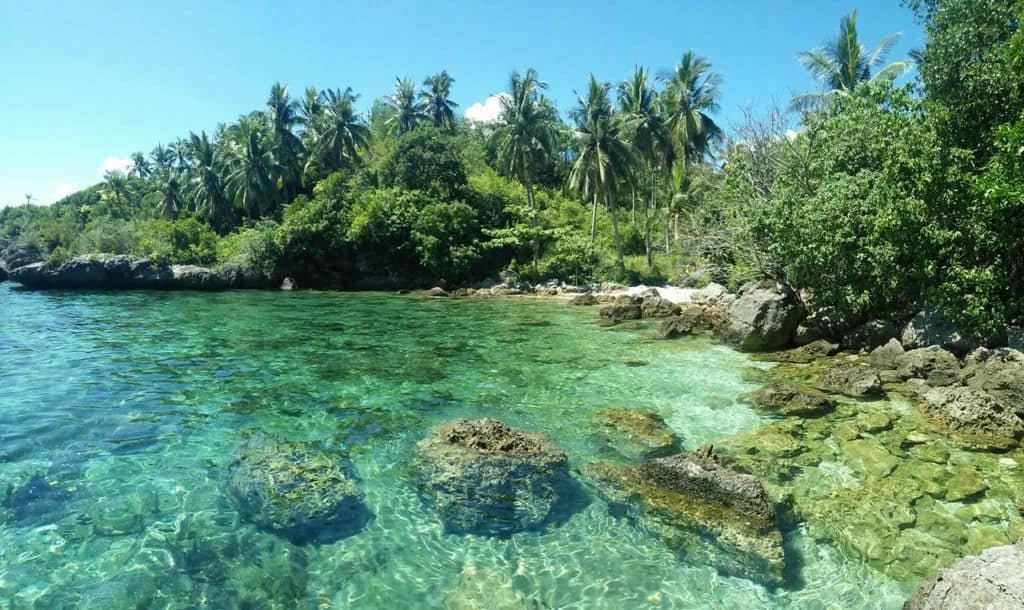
[306,87,369,176]
[130,152,152,179]
[790,10,912,111]
[299,86,324,127]
[24,193,34,205]
[155,171,186,219]
[662,52,724,183]
[387,77,424,137]
[570,75,636,274]
[265,82,304,200]
[492,68,558,270]
[169,139,190,172]
[186,131,233,231]
[222,116,278,220]
[420,71,458,129]
[150,144,174,174]
[101,170,132,217]
[618,66,669,267]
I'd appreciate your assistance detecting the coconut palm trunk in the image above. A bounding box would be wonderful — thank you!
[606,186,625,274]
[590,191,599,247]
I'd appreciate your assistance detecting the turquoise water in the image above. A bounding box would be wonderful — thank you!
[0,284,911,608]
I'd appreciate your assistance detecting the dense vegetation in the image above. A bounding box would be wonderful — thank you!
[1,0,1021,333]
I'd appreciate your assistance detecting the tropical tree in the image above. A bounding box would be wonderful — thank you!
[299,86,324,127]
[100,170,133,217]
[186,131,233,231]
[618,66,669,266]
[387,77,425,137]
[305,87,369,176]
[662,52,724,181]
[790,10,912,111]
[492,68,558,269]
[130,152,152,179]
[222,116,278,220]
[169,139,190,172]
[150,144,175,174]
[265,82,304,200]
[420,71,458,129]
[570,75,636,273]
[155,172,187,219]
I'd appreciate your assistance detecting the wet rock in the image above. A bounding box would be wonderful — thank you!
[655,304,716,339]
[843,320,900,352]
[794,306,856,346]
[841,439,898,479]
[2,473,73,525]
[227,433,371,544]
[171,265,227,290]
[944,465,988,502]
[754,339,840,364]
[896,347,962,387]
[742,383,835,417]
[413,418,576,535]
[901,308,991,356]
[427,286,449,297]
[719,282,807,352]
[587,446,784,584]
[599,300,642,324]
[280,277,297,291]
[817,364,883,398]
[917,386,1024,450]
[904,538,1024,610]
[444,564,533,610]
[593,408,681,459]
[640,295,681,319]
[961,348,1024,407]
[869,338,905,371]
[569,293,598,306]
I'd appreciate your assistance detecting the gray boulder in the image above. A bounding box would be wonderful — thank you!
[896,346,962,387]
[869,338,905,371]
[641,295,681,319]
[426,286,448,297]
[902,308,991,355]
[918,386,1024,450]
[218,263,269,289]
[843,319,900,352]
[962,348,1024,407]
[719,282,807,352]
[742,383,835,417]
[816,364,883,398]
[569,293,598,306]
[904,538,1024,609]
[413,419,576,535]
[170,265,227,290]
[129,259,173,288]
[1009,327,1024,352]
[794,306,855,346]
[227,433,371,544]
[599,296,643,324]
[280,277,297,291]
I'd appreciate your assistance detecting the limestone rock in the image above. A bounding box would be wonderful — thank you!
[901,309,992,356]
[171,265,228,290]
[896,347,962,387]
[817,364,883,398]
[593,408,681,459]
[904,538,1024,610]
[755,339,841,364]
[742,383,835,417]
[719,282,807,352]
[918,386,1024,450]
[843,319,900,352]
[961,348,1024,407]
[869,338,905,371]
[427,286,449,297]
[794,306,856,346]
[640,295,681,319]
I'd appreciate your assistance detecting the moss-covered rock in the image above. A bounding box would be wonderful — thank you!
[741,382,835,417]
[593,408,681,460]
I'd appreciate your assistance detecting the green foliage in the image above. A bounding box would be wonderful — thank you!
[345,188,421,275]
[378,126,467,200]
[217,221,282,275]
[411,201,482,280]
[539,232,598,283]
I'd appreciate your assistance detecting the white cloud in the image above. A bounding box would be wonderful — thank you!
[50,183,76,202]
[785,129,799,141]
[464,93,508,124]
[98,156,133,174]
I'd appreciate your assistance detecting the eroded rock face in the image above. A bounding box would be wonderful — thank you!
[902,309,992,356]
[844,320,900,352]
[640,295,681,319]
[742,383,835,417]
[413,419,576,536]
[593,408,681,459]
[587,446,784,584]
[227,433,371,544]
[754,339,841,364]
[869,338,906,371]
[794,306,856,346]
[904,539,1024,610]
[961,348,1024,408]
[599,296,643,325]
[0,266,7,283]
[817,364,883,398]
[9,255,266,291]
[896,347,963,387]
[917,386,1024,450]
[171,265,227,290]
[719,282,807,352]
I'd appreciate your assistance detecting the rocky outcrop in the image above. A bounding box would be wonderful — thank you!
[0,266,6,283]
[569,293,598,306]
[227,433,371,544]
[896,347,962,387]
[718,282,806,352]
[843,319,900,352]
[961,348,1024,407]
[816,363,883,398]
[640,295,681,319]
[599,296,643,324]
[917,386,1024,450]
[587,446,784,584]
[902,309,993,356]
[413,419,576,535]
[869,338,905,371]
[754,339,840,364]
[794,306,856,346]
[742,383,835,417]
[9,255,269,291]
[593,408,681,459]
[0,243,41,270]
[904,538,1024,610]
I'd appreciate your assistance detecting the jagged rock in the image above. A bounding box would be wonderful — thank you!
[902,308,993,356]
[569,293,598,306]
[587,446,784,584]
[171,265,227,290]
[869,338,905,371]
[0,266,7,283]
[217,263,269,289]
[280,277,297,291]
[719,282,807,352]
[593,408,681,459]
[0,243,41,269]
[226,433,370,544]
[795,306,856,346]
[817,364,883,398]
[896,347,962,387]
[640,295,681,319]
[599,298,643,324]
[1009,328,1024,352]
[742,383,835,417]
[918,386,1024,450]
[904,539,1024,610]
[961,348,1024,407]
[427,286,449,297]
[754,339,841,364]
[413,419,576,535]
[843,319,900,352]
[655,304,718,339]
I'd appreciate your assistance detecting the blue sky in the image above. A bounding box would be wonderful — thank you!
[0,0,922,207]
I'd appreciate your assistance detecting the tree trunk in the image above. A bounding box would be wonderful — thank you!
[607,187,625,275]
[631,189,636,225]
[525,179,538,271]
[589,191,598,247]
[644,181,653,268]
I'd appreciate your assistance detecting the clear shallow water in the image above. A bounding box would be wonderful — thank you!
[0,284,911,609]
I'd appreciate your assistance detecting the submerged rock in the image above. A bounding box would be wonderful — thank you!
[742,383,835,417]
[816,363,883,398]
[413,418,577,536]
[587,446,785,585]
[593,408,681,459]
[904,538,1024,610]
[227,433,371,544]
[444,564,534,610]
[3,473,74,525]
[719,281,806,352]
[754,339,840,364]
[917,386,1024,450]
